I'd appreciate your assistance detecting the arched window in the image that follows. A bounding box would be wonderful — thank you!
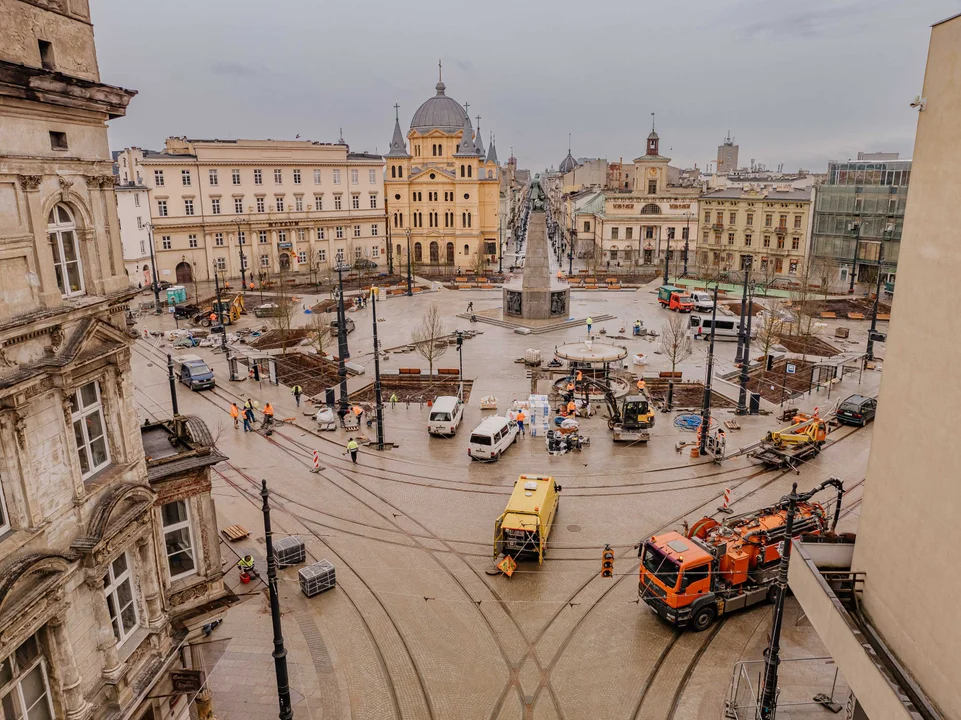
[396,243,402,258]
[462,212,467,227]
[414,242,423,262]
[47,203,84,297]
[460,165,465,178]
[429,241,439,263]
[467,212,472,228]
[398,166,403,178]
[446,242,455,263]
[640,203,661,215]
[467,165,472,178]
[391,166,396,179]
[399,212,403,227]
[463,244,470,256]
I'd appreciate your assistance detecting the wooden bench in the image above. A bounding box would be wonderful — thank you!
[877,313,891,321]
[847,312,865,320]
[820,311,837,319]
[584,284,598,290]
[658,371,683,379]
[608,283,622,290]
[437,368,460,376]
[605,277,618,283]
[455,277,468,282]
[399,368,422,374]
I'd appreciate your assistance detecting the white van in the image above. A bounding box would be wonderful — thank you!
[428,396,464,436]
[689,291,715,313]
[467,416,519,461]
[690,315,756,341]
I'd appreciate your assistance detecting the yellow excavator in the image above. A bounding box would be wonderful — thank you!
[748,412,827,471]
[191,294,245,326]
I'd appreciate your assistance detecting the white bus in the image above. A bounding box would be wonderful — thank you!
[689,315,754,341]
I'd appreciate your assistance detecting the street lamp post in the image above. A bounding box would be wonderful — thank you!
[371,286,386,449]
[213,265,225,327]
[146,223,163,314]
[260,480,293,720]
[683,212,691,277]
[735,262,750,364]
[662,240,670,286]
[699,283,720,455]
[235,218,247,289]
[848,220,861,294]
[456,331,464,401]
[498,214,504,274]
[866,231,889,362]
[335,263,350,418]
[736,258,756,415]
[405,228,413,297]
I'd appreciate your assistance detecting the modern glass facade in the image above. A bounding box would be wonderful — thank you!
[811,159,911,283]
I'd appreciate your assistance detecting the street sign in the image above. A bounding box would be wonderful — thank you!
[786,363,797,375]
[170,669,205,694]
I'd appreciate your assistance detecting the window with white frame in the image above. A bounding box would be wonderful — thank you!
[161,500,196,579]
[371,224,378,237]
[208,169,218,186]
[184,198,194,216]
[314,195,323,211]
[254,169,263,185]
[182,170,191,186]
[353,225,361,238]
[214,256,226,271]
[0,634,55,720]
[368,169,376,184]
[333,169,341,185]
[232,168,241,185]
[318,248,327,262]
[214,232,224,246]
[276,196,284,212]
[103,553,138,644]
[157,199,168,217]
[295,196,303,212]
[274,169,282,184]
[297,251,307,264]
[259,231,268,244]
[71,381,110,479]
[334,195,342,210]
[313,169,322,184]
[234,197,243,213]
[335,249,344,262]
[161,235,171,250]
[256,197,265,213]
[154,170,165,186]
[293,169,301,185]
[317,228,325,240]
[47,204,84,297]
[369,194,377,209]
[188,235,198,249]
[134,194,140,208]
[350,169,358,185]
[237,231,245,245]
[355,246,363,259]
[372,246,380,257]
[278,230,287,243]
[335,226,344,239]
[260,254,270,267]
[211,198,221,215]
[297,229,305,242]
[352,195,360,210]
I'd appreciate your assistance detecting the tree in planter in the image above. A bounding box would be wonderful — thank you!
[787,262,821,362]
[305,311,332,357]
[411,303,448,378]
[754,300,784,371]
[469,245,488,277]
[270,262,297,354]
[810,257,836,306]
[659,312,692,410]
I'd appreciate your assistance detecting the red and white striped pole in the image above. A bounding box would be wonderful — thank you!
[311,450,323,473]
[718,487,733,514]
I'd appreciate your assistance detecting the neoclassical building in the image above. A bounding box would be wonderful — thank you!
[0,2,226,718]
[384,71,501,272]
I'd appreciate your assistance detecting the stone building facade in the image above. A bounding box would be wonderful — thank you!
[116,139,386,286]
[384,70,501,273]
[0,2,226,718]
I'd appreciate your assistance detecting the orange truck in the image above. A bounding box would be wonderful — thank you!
[638,478,844,631]
[657,285,694,312]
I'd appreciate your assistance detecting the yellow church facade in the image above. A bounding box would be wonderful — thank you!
[385,72,501,273]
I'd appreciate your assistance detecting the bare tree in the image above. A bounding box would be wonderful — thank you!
[469,245,488,276]
[755,300,785,362]
[585,240,603,276]
[270,262,296,354]
[810,257,835,305]
[659,313,692,410]
[305,312,332,357]
[787,262,822,362]
[411,303,448,377]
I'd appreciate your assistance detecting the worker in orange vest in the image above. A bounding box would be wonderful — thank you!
[263,402,275,428]
[515,410,526,436]
[566,399,577,416]
[230,402,240,429]
[636,378,646,392]
[576,370,583,382]
[209,312,217,325]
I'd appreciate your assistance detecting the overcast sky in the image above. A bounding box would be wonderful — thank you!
[94,0,957,174]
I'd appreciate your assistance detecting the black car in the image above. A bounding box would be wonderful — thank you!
[354,259,378,270]
[836,394,877,426]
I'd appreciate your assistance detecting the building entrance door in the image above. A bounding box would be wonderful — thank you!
[175,261,193,284]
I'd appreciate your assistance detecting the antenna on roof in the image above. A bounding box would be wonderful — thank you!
[568,133,571,154]
[438,59,442,83]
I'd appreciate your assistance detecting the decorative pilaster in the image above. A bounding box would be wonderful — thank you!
[135,534,166,630]
[85,575,122,681]
[61,396,87,502]
[83,176,109,296]
[47,612,93,720]
[20,174,62,308]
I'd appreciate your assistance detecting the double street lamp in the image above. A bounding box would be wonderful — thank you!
[405,228,413,297]
[234,217,248,289]
[145,223,162,314]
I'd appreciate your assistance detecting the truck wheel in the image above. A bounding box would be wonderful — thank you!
[691,604,716,632]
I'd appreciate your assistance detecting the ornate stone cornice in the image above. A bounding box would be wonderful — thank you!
[18,175,42,192]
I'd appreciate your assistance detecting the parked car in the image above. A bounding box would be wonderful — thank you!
[836,394,877,426]
[689,291,715,313]
[428,396,465,436]
[154,280,173,291]
[467,416,519,461]
[253,302,283,318]
[173,354,215,391]
[329,318,356,337]
[354,259,378,270]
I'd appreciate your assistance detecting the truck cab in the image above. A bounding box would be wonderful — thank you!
[174,354,216,391]
[657,285,694,312]
[494,475,562,563]
[639,532,717,630]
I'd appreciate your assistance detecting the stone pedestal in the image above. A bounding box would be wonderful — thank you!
[503,206,569,319]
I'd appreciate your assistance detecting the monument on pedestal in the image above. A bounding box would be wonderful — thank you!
[503,175,570,319]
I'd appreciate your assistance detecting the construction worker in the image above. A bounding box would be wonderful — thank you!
[576,370,583,382]
[242,406,254,432]
[345,437,359,464]
[209,311,218,325]
[291,385,303,407]
[237,554,255,576]
[390,393,398,409]
[515,409,526,437]
[636,378,646,392]
[586,316,594,335]
[263,402,275,428]
[567,399,577,416]
[248,281,255,291]
[633,320,642,337]
[230,402,240,429]
[352,405,364,425]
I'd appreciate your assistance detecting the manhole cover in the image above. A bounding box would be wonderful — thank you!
[567,524,582,533]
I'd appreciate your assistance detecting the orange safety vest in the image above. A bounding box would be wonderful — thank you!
[230,405,239,418]
[567,401,576,413]
[263,404,274,417]
[516,412,526,423]
[352,406,363,416]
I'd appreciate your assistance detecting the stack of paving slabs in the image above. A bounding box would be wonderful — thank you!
[299,559,337,597]
[273,536,306,568]
[527,394,551,437]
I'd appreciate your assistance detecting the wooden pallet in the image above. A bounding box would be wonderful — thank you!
[222,524,250,542]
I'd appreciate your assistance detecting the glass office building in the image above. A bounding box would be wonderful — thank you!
[811,158,911,286]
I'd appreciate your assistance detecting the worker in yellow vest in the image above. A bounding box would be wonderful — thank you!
[345,437,359,464]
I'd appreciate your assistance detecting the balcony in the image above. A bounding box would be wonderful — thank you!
[712,223,724,231]
[775,226,788,235]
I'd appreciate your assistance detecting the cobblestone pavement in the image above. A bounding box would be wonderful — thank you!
[131,280,880,719]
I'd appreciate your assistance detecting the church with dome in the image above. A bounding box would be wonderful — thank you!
[385,66,501,270]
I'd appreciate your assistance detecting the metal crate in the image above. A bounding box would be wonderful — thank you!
[299,559,336,597]
[273,536,306,568]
